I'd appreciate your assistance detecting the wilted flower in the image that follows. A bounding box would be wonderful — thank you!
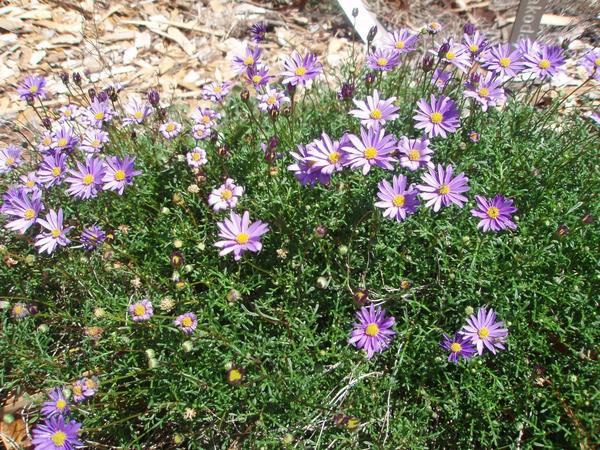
[129,299,153,322]
[226,366,245,385]
[374,174,420,222]
[342,126,397,175]
[468,130,480,142]
[413,95,460,138]
[281,52,323,86]
[35,208,73,254]
[174,312,197,334]
[426,21,443,34]
[159,297,175,312]
[416,164,470,211]
[11,302,30,319]
[349,304,395,358]
[471,195,517,232]
[441,333,477,363]
[214,211,269,261]
[461,307,508,355]
[208,178,244,211]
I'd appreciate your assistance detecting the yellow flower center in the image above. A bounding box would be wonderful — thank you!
[64,110,72,117]
[14,305,24,315]
[243,56,254,66]
[24,208,35,220]
[214,86,222,93]
[92,139,101,148]
[165,123,175,132]
[328,152,340,164]
[51,229,61,238]
[469,44,479,53]
[478,87,490,97]
[365,323,379,336]
[43,138,51,145]
[595,58,600,67]
[478,327,490,338]
[181,316,193,327]
[114,170,126,181]
[6,157,14,165]
[499,57,511,68]
[445,51,456,60]
[94,112,104,120]
[82,174,94,185]
[408,149,420,161]
[56,399,67,409]
[51,431,67,446]
[202,115,211,124]
[370,109,382,120]
[538,59,551,70]
[294,66,307,76]
[29,85,39,93]
[487,206,500,219]
[252,75,262,84]
[192,153,200,161]
[430,22,440,30]
[134,111,143,119]
[73,385,82,396]
[229,369,242,382]
[377,57,388,67]
[395,40,405,49]
[364,147,377,160]
[133,304,146,316]
[85,379,96,389]
[392,194,405,207]
[430,112,443,124]
[266,96,276,105]
[450,342,462,353]
[26,181,35,188]
[221,189,233,200]
[438,184,450,195]
[58,138,67,147]
[52,167,61,176]
[236,232,250,244]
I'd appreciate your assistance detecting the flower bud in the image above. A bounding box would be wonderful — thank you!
[422,55,434,72]
[147,89,160,106]
[352,7,359,17]
[367,26,378,43]
[282,106,292,117]
[42,117,52,130]
[437,42,450,59]
[314,225,327,238]
[364,72,376,85]
[87,88,97,101]
[353,288,369,306]
[338,245,349,256]
[72,72,82,85]
[316,276,330,289]
[240,89,250,102]
[37,324,49,333]
[227,289,242,303]
[465,306,474,316]
[59,72,69,85]
[463,23,476,36]
[182,341,194,352]
[97,91,109,102]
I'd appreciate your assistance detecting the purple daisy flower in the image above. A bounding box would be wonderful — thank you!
[3,188,44,234]
[245,64,272,88]
[160,121,182,140]
[462,31,487,58]
[350,90,400,129]
[20,171,40,192]
[102,156,141,195]
[287,143,331,186]
[588,111,600,126]
[257,87,290,113]
[413,95,460,138]
[441,333,477,363]
[342,126,397,175]
[305,132,348,175]
[41,388,70,418]
[11,302,30,319]
[80,128,109,154]
[202,81,232,103]
[471,195,517,232]
[366,47,401,72]
[35,208,73,254]
[0,144,22,174]
[17,75,47,101]
[437,39,471,73]
[385,28,419,54]
[580,49,600,81]
[249,22,267,43]
[65,157,105,199]
[463,72,506,112]
[482,44,524,78]
[174,312,197,334]
[523,43,566,79]
[81,376,99,397]
[348,304,395,358]
[129,299,153,322]
[208,178,244,211]
[85,98,114,128]
[57,104,79,123]
[374,174,420,222]
[516,38,541,56]
[51,125,79,152]
[37,152,67,187]
[186,147,207,168]
[397,135,434,171]
[469,130,480,142]
[123,98,153,125]
[31,415,82,450]
[416,164,470,212]
[426,21,443,34]
[431,69,452,91]
[191,107,221,128]
[281,51,323,86]
[232,46,262,75]
[38,131,54,153]
[81,225,106,250]
[71,379,87,403]
[214,210,269,261]
[192,124,212,141]
[461,307,508,355]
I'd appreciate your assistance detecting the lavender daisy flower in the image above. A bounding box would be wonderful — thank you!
[41,388,70,418]
[426,21,443,34]
[85,98,114,128]
[305,132,348,175]
[202,81,232,103]
[580,49,600,80]
[438,39,471,73]
[0,145,22,174]
[385,28,419,54]
[17,75,47,101]
[462,31,487,57]
[3,188,43,234]
[82,376,99,397]
[413,95,460,138]
[37,152,67,187]
[257,87,289,113]
[287,143,331,186]
[186,147,208,168]
[191,107,221,128]
[463,72,506,112]
[471,195,517,232]
[214,210,269,261]
[102,156,141,195]
[342,126,397,175]
[232,46,262,75]
[441,333,477,363]
[123,98,152,125]
[374,174,420,222]
[52,125,79,152]
[208,178,244,211]
[397,135,434,171]
[245,64,272,88]
[129,299,153,322]
[588,111,600,126]
[159,121,182,140]
[65,157,105,199]
[516,38,541,56]
[174,312,198,334]
[80,128,109,154]
[81,225,106,250]
[71,379,87,403]
[350,90,400,129]
[348,304,395,358]
[461,307,508,355]
[57,104,79,123]
[366,48,401,72]
[11,302,30,319]
[469,130,480,142]
[416,164,470,212]
[431,69,452,91]
[20,171,40,192]
[31,415,82,450]
[482,44,525,78]
[35,208,73,254]
[38,131,54,153]
[523,44,565,79]
[192,124,212,141]
[281,51,323,86]
[250,22,267,43]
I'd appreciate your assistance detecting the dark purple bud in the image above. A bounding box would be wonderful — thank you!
[555,224,569,238]
[286,83,297,96]
[156,107,166,121]
[26,97,35,106]
[240,89,250,102]
[353,288,369,306]
[130,129,137,140]
[582,213,595,224]
[59,72,69,85]
[365,72,376,85]
[42,117,52,130]
[21,141,28,149]
[282,106,292,117]
[463,23,476,36]
[422,55,434,72]
[268,136,279,150]
[217,145,229,158]
[352,7,359,17]
[147,89,160,106]
[469,72,481,84]
[72,72,82,85]
[97,91,109,103]
[268,107,279,120]
[438,42,450,59]
[88,88,97,101]
[367,26,378,43]
[314,225,327,238]
[337,82,355,101]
